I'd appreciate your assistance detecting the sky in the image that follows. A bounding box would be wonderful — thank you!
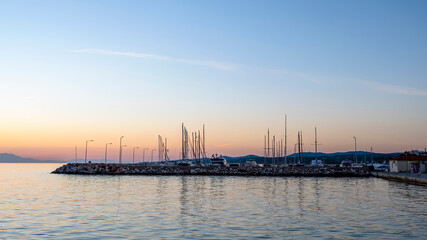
[0,0,426,161]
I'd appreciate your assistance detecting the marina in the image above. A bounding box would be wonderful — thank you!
[2,1,426,239]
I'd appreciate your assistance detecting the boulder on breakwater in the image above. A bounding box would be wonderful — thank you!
[52,163,371,177]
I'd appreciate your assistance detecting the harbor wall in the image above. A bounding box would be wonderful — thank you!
[52,163,371,177]
[372,172,427,186]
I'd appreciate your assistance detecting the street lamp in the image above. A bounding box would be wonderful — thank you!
[353,136,357,164]
[85,139,94,164]
[105,143,112,164]
[142,148,149,162]
[133,147,139,164]
[119,136,124,164]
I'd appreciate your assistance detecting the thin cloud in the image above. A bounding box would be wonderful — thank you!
[262,68,326,84]
[71,49,330,84]
[71,49,234,71]
[364,81,427,96]
[216,143,232,148]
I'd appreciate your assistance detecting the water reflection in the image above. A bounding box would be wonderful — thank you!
[0,164,426,239]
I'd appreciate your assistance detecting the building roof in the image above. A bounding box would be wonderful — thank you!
[391,152,427,161]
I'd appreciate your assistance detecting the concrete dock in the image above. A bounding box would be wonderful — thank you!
[372,172,427,186]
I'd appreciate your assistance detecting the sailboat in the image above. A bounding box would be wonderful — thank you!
[311,127,324,166]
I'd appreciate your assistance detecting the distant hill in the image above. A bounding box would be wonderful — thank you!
[221,151,402,165]
[0,153,64,163]
[0,151,405,164]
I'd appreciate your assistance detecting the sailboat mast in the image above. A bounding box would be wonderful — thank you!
[298,131,301,163]
[315,127,318,160]
[182,123,184,160]
[301,131,303,164]
[203,124,206,159]
[285,114,287,165]
[267,129,270,159]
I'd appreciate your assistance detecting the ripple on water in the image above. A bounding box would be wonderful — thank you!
[0,164,426,239]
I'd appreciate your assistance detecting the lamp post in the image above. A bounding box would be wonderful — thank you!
[119,136,124,164]
[353,136,357,164]
[142,148,149,162]
[85,139,94,163]
[105,143,112,164]
[133,147,139,164]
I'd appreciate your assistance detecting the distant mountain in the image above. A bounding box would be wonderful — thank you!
[0,151,405,164]
[0,153,64,163]
[287,151,401,158]
[222,154,260,160]
[221,151,402,165]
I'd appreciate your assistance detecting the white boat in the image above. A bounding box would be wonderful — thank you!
[340,159,353,167]
[310,128,324,166]
[311,159,324,166]
[211,154,227,166]
[176,160,194,166]
[370,163,389,171]
[245,160,257,166]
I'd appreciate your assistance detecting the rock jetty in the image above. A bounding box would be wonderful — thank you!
[52,163,371,177]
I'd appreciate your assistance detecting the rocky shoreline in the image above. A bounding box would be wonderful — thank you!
[52,163,371,177]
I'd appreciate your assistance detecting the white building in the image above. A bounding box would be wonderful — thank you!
[389,151,427,173]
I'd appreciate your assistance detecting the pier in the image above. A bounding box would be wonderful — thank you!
[372,172,427,186]
[52,163,371,177]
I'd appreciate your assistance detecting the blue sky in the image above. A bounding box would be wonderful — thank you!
[0,0,426,160]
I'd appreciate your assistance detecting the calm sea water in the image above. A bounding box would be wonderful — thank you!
[0,163,425,239]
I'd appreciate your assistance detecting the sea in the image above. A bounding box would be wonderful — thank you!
[0,163,425,239]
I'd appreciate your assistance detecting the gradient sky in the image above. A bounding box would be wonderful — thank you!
[1,0,426,161]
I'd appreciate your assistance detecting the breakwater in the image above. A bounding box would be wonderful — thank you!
[52,163,371,177]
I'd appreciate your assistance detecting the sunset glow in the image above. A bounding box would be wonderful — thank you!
[1,1,426,161]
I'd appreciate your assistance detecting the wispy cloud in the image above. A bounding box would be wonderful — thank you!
[71,49,234,71]
[216,143,232,148]
[364,81,427,96]
[262,68,327,84]
[71,49,332,85]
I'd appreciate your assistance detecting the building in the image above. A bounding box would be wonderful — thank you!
[389,151,427,173]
